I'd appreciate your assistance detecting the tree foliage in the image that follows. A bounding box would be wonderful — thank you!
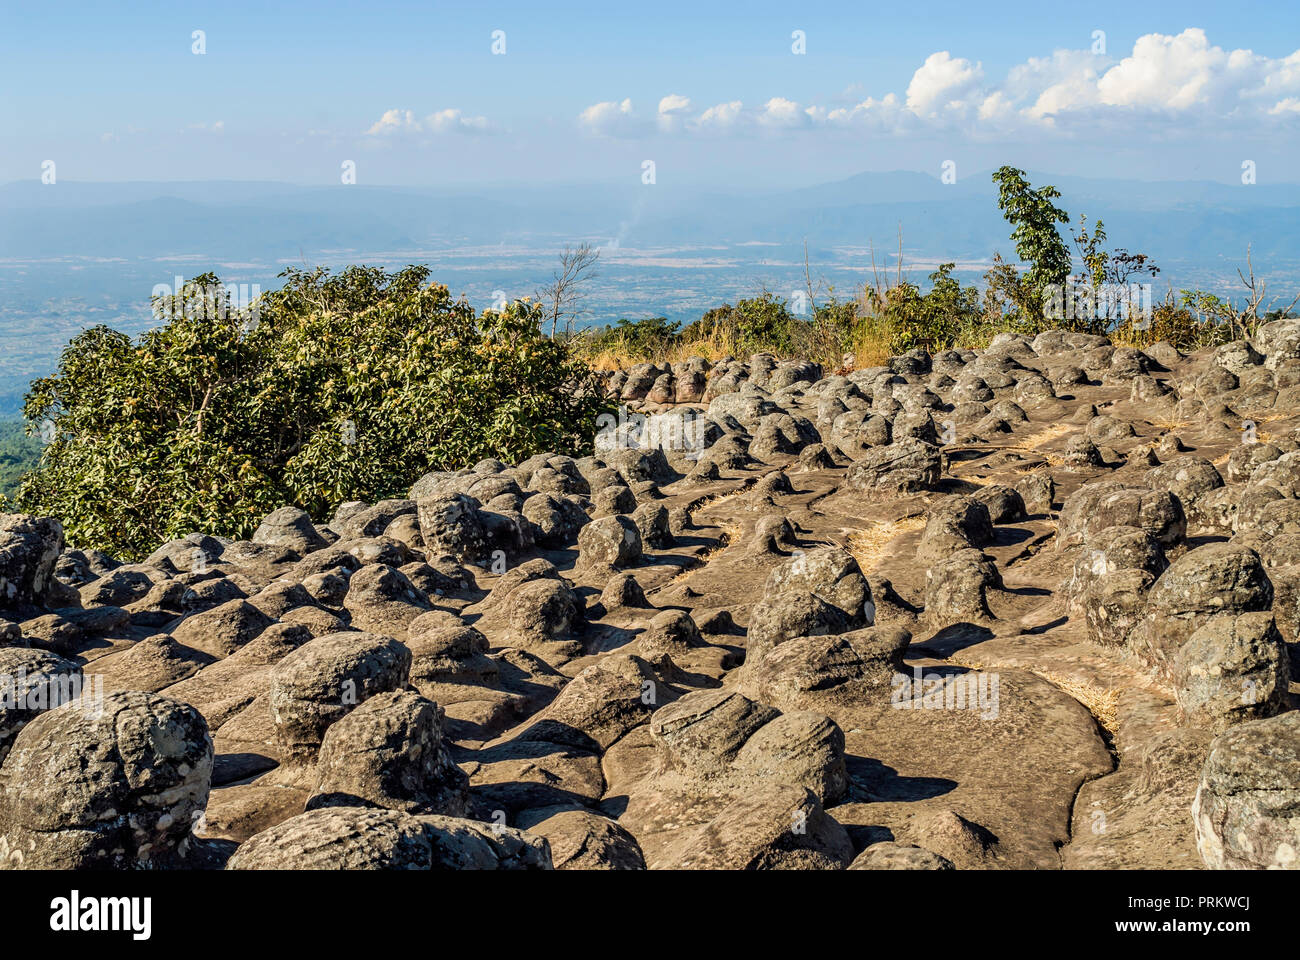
[866,263,983,351]
[682,294,802,354]
[992,165,1072,322]
[582,316,682,357]
[18,265,612,558]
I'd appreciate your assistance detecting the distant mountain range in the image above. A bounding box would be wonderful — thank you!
[1,170,1297,417]
[3,170,1299,264]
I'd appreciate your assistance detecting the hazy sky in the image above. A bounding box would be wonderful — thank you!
[4,0,1300,187]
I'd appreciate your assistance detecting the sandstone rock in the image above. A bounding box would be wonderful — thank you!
[636,608,703,659]
[926,549,1001,623]
[1136,543,1273,679]
[0,691,212,868]
[631,503,674,549]
[513,806,645,870]
[228,807,551,870]
[343,564,433,635]
[308,690,470,817]
[644,782,852,870]
[910,809,1000,868]
[416,494,490,566]
[598,573,650,611]
[1142,457,1224,524]
[1192,711,1300,869]
[916,497,993,563]
[0,647,83,763]
[1172,613,1290,732]
[0,514,64,611]
[741,626,910,711]
[269,632,411,761]
[173,599,275,658]
[520,654,666,750]
[732,710,848,804]
[650,690,780,779]
[845,439,942,495]
[849,842,955,870]
[577,515,643,570]
[253,507,328,554]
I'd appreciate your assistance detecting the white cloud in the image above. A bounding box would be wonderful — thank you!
[426,108,491,134]
[821,93,907,131]
[578,98,647,137]
[1006,50,1107,119]
[575,29,1300,142]
[1017,30,1300,123]
[757,97,812,127]
[366,108,493,136]
[1098,29,1243,109]
[367,109,419,135]
[906,51,984,115]
[693,100,745,130]
[977,91,1016,123]
[657,94,692,131]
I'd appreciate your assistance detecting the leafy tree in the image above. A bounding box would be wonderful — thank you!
[992,166,1072,324]
[919,263,982,344]
[19,265,612,558]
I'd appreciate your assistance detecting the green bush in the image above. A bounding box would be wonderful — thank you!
[581,316,681,357]
[679,294,801,354]
[732,293,798,353]
[18,265,612,558]
[864,263,983,352]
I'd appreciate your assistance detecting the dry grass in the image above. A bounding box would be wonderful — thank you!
[1251,411,1296,445]
[953,655,1122,738]
[846,338,892,371]
[668,517,742,585]
[1033,670,1121,737]
[838,318,895,370]
[847,516,926,574]
[580,326,748,372]
[1015,421,1077,452]
[672,527,735,577]
[690,484,751,515]
[575,316,899,375]
[990,421,1080,467]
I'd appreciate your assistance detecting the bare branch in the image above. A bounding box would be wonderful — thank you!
[536,242,600,337]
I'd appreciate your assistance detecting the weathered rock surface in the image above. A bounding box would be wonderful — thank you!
[8,329,1300,871]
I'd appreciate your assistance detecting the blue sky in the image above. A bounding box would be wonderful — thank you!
[4,0,1300,186]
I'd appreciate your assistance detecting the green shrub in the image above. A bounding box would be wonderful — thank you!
[18,265,612,558]
[679,294,802,355]
[732,294,798,353]
[581,316,681,357]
